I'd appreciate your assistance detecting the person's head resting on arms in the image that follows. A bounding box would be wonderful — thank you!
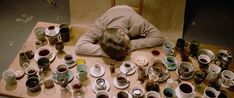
[100,28,130,61]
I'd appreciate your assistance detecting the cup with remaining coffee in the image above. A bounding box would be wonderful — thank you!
[64,54,74,64]
[198,54,211,68]
[178,62,194,77]
[203,87,220,98]
[56,64,69,76]
[131,86,144,98]
[163,87,175,98]
[26,77,41,92]
[96,90,110,98]
[72,82,83,94]
[25,65,38,78]
[116,73,130,86]
[146,91,160,98]
[206,64,221,81]
[37,57,50,71]
[117,91,129,98]
[37,46,52,59]
[220,70,234,88]
[177,82,195,98]
[96,78,106,90]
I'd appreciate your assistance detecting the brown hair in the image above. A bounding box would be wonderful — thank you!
[100,28,129,60]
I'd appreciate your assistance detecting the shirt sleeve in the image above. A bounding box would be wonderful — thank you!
[129,14,165,51]
[74,23,108,57]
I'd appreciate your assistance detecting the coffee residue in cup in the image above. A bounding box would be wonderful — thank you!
[205,90,216,98]
[180,84,192,93]
[97,95,109,98]
[39,49,50,56]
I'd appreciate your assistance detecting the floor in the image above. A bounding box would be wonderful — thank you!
[0,0,233,97]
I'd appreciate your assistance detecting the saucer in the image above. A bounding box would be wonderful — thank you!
[90,65,105,78]
[45,26,59,36]
[34,46,56,63]
[91,79,110,93]
[52,70,74,84]
[166,62,178,71]
[63,60,76,68]
[113,78,130,89]
[120,61,136,75]
[134,55,149,67]
[176,68,194,80]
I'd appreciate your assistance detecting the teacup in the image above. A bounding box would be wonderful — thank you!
[64,54,74,64]
[178,82,195,98]
[96,90,110,98]
[56,64,69,75]
[146,91,160,98]
[117,91,129,98]
[163,41,175,56]
[123,61,133,73]
[26,77,41,92]
[37,57,50,71]
[96,78,106,90]
[206,64,221,81]
[164,56,177,71]
[25,66,38,78]
[178,62,194,77]
[198,54,211,68]
[221,70,234,88]
[34,27,46,42]
[203,87,220,98]
[2,69,17,86]
[37,47,52,59]
[163,87,175,98]
[76,64,88,82]
[116,73,129,86]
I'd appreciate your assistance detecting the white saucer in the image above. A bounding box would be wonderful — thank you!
[90,65,105,78]
[120,61,136,75]
[175,87,195,98]
[63,60,76,68]
[176,68,194,80]
[91,79,110,93]
[158,72,170,82]
[45,27,59,36]
[34,46,56,63]
[113,78,130,89]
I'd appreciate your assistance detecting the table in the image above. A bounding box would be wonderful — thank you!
[0,22,233,98]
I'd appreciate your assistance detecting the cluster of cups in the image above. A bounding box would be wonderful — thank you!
[34,24,70,52]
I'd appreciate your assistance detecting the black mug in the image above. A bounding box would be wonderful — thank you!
[59,27,70,42]
[176,38,188,51]
[189,40,200,57]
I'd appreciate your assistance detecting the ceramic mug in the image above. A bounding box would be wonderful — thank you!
[176,38,188,51]
[203,87,220,98]
[206,64,221,81]
[64,54,74,64]
[123,61,133,73]
[26,77,41,92]
[37,47,52,59]
[131,86,144,98]
[189,40,200,57]
[37,57,50,71]
[178,82,195,98]
[25,65,38,78]
[2,69,17,86]
[59,27,70,42]
[56,64,69,75]
[221,70,234,88]
[146,91,161,98]
[117,91,129,98]
[164,56,177,71]
[47,26,58,45]
[163,87,175,98]
[163,41,175,56]
[116,73,129,86]
[96,78,106,90]
[76,64,88,82]
[198,54,211,68]
[96,90,110,98]
[34,27,46,42]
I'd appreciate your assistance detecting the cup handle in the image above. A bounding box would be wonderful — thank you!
[76,73,80,79]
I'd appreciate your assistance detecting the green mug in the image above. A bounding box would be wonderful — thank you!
[76,64,88,82]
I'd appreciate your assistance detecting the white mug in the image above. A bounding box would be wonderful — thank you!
[221,70,234,88]
[203,87,220,98]
[206,64,221,81]
[2,69,17,86]
[163,41,175,56]
[178,82,195,98]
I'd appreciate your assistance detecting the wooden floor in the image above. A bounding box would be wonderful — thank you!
[70,0,186,41]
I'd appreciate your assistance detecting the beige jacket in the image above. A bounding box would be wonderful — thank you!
[75,5,164,57]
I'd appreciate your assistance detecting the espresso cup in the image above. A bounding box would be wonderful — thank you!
[117,91,129,98]
[25,66,38,78]
[123,61,132,73]
[116,73,129,86]
[203,87,220,98]
[96,78,106,90]
[198,54,211,68]
[164,56,177,71]
[221,70,234,88]
[34,27,46,42]
[178,82,195,98]
[163,41,175,56]
[37,47,52,59]
[76,64,88,82]
[26,77,41,92]
[146,91,161,98]
[64,54,74,64]
[56,64,69,75]
[178,62,193,76]
[206,64,221,81]
[2,69,17,86]
[96,90,110,98]
[163,87,175,98]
